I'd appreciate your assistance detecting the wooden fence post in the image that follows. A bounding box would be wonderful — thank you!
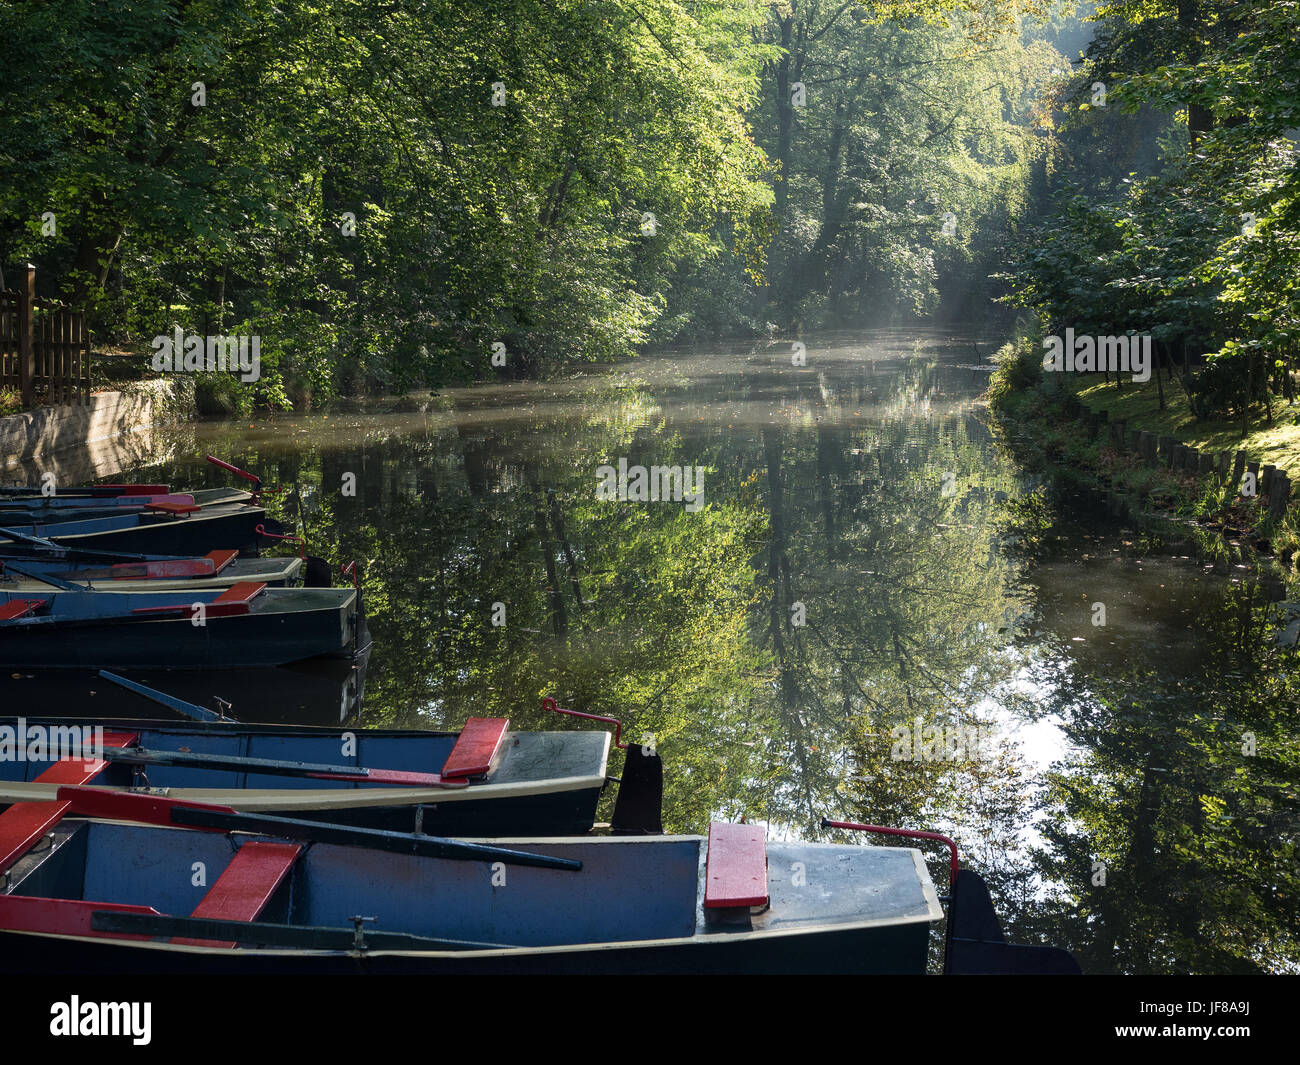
[76,311,89,403]
[1270,472,1292,524]
[17,262,34,407]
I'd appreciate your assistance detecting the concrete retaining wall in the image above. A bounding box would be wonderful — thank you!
[0,378,195,485]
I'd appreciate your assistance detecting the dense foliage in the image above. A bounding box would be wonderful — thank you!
[0,0,775,403]
[1000,0,1300,429]
[10,0,1291,416]
[1,0,1061,405]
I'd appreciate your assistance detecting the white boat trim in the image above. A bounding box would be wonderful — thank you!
[0,772,606,809]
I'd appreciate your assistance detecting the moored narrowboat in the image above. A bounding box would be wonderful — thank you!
[0,793,942,974]
[0,712,616,837]
[1,550,303,591]
[0,488,253,522]
[0,582,361,669]
[1,503,276,556]
[0,787,1079,975]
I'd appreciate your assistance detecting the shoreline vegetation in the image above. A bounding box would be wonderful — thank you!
[986,325,1300,576]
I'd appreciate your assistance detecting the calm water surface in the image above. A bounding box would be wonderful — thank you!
[40,329,1300,973]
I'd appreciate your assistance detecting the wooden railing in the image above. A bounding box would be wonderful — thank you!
[0,264,91,406]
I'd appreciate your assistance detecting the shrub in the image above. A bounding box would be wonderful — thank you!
[987,331,1043,410]
[194,375,253,418]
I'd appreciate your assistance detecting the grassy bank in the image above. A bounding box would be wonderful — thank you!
[986,328,1300,567]
[1064,374,1300,481]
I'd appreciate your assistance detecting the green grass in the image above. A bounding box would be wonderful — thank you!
[987,349,1300,567]
[1065,374,1300,479]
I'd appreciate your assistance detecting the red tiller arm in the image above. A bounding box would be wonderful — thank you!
[256,523,306,559]
[206,455,263,503]
[206,454,262,488]
[542,696,626,749]
[340,560,358,588]
[821,818,959,891]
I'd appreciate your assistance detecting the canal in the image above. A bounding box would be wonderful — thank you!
[28,328,1300,973]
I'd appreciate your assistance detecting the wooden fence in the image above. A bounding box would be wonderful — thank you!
[0,263,91,406]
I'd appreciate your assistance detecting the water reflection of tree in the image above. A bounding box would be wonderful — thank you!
[155,361,1029,833]
[758,406,1038,861]
[1020,578,1300,973]
[131,353,1298,971]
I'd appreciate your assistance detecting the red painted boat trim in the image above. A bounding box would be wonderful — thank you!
[130,580,266,617]
[0,896,160,940]
[704,822,769,909]
[204,549,238,574]
[145,501,201,515]
[0,802,76,874]
[213,581,265,605]
[0,598,48,621]
[205,580,266,617]
[56,786,237,829]
[440,718,509,780]
[97,484,169,496]
[112,558,217,579]
[111,493,194,508]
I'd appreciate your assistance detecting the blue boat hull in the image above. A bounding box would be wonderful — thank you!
[0,589,359,669]
[17,507,273,556]
[0,826,940,974]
